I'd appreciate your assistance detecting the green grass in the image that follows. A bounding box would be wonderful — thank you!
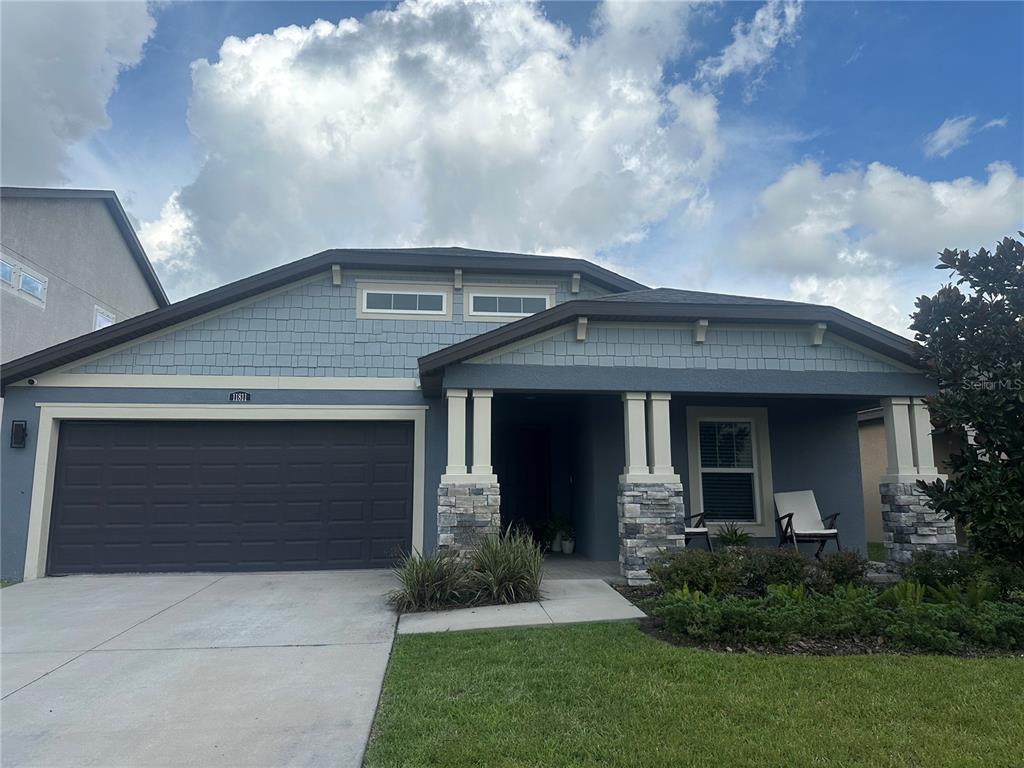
[0,579,18,589]
[365,622,1023,768]
[868,541,886,561]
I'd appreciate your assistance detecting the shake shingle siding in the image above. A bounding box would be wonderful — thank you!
[70,271,605,377]
[473,323,905,373]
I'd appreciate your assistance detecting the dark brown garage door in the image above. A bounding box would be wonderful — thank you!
[47,420,414,575]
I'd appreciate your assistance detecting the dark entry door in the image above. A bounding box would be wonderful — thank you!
[47,420,413,575]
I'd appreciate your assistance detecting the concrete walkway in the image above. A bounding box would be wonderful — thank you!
[398,578,644,635]
[1,571,397,768]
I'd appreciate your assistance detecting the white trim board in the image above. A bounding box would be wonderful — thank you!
[12,374,421,390]
[23,402,428,581]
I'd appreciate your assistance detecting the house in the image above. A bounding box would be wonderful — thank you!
[0,248,954,584]
[1,187,169,364]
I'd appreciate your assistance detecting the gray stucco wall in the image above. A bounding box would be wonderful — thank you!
[1,197,159,363]
[475,322,904,373]
[70,271,607,378]
[0,385,444,579]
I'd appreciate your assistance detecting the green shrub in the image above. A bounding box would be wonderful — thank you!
[901,551,978,587]
[650,548,742,595]
[880,580,926,607]
[821,551,868,586]
[648,588,1024,652]
[716,523,752,547]
[389,550,474,612]
[470,526,543,605]
[744,549,813,594]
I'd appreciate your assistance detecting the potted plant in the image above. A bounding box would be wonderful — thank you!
[544,520,562,553]
[560,523,576,555]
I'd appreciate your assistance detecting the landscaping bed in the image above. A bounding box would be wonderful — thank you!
[617,548,1024,656]
[364,621,1024,768]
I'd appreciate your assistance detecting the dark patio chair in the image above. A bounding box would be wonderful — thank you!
[685,511,713,552]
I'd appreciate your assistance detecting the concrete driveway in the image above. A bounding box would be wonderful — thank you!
[1,571,397,767]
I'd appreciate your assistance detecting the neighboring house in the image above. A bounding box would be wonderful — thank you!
[0,248,952,584]
[0,187,168,363]
[859,407,962,547]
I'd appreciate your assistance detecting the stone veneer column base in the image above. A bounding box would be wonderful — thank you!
[618,482,687,585]
[880,481,957,564]
[437,482,501,554]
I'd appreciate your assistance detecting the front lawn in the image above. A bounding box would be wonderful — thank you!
[365,622,1023,768]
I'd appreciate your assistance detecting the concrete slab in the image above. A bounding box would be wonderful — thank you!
[541,595,645,624]
[1,571,398,768]
[1,651,80,697]
[98,570,396,649]
[1,643,391,768]
[0,574,222,652]
[398,601,551,635]
[397,579,646,635]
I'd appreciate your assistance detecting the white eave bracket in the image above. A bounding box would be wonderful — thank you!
[576,316,589,341]
[693,319,708,344]
[811,322,827,346]
[454,268,463,289]
[331,264,342,286]
[571,272,581,294]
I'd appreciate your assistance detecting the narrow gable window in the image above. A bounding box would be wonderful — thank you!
[464,287,554,321]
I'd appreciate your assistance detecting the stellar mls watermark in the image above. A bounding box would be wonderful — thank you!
[959,378,1024,392]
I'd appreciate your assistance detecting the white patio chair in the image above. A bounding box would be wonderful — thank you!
[773,490,840,559]
[685,511,713,552]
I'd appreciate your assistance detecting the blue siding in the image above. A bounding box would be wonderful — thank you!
[70,270,607,378]
[475,323,905,373]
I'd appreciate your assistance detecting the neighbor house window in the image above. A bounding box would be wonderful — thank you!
[687,406,774,535]
[0,260,13,286]
[18,271,46,303]
[470,295,548,316]
[94,307,116,330]
[363,291,446,314]
[697,420,758,522]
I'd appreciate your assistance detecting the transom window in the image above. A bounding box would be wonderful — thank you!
[697,420,758,522]
[0,260,13,286]
[18,272,46,301]
[363,291,446,314]
[470,294,549,316]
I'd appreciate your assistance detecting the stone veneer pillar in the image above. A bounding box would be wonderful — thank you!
[617,392,687,585]
[437,389,500,555]
[879,481,957,563]
[879,397,954,563]
[617,482,687,585]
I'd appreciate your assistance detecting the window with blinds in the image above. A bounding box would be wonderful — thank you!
[698,420,758,522]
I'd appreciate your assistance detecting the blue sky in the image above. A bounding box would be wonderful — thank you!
[2,1,1021,333]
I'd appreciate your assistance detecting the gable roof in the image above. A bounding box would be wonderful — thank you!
[0,246,644,390]
[418,291,923,391]
[1,187,169,307]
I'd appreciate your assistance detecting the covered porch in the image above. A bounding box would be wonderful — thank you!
[423,294,947,584]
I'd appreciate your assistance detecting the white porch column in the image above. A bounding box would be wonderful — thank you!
[646,393,679,481]
[881,396,916,481]
[620,392,649,481]
[471,389,493,476]
[444,388,468,477]
[909,397,938,476]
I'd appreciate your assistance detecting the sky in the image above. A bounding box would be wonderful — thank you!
[2,0,1022,335]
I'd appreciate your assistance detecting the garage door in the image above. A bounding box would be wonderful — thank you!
[47,420,414,575]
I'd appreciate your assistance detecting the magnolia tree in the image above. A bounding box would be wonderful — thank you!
[911,235,1024,565]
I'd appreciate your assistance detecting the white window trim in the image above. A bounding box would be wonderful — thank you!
[686,406,774,537]
[17,267,47,304]
[463,285,556,322]
[356,281,453,321]
[0,258,15,286]
[94,306,116,330]
[22,403,428,580]
[0,256,47,307]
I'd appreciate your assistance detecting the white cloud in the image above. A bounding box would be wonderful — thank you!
[923,114,1008,159]
[137,193,206,297]
[697,0,802,95]
[733,159,1024,333]
[789,275,907,335]
[738,159,1024,274]
[0,1,155,185]
[141,0,722,297]
[923,115,976,158]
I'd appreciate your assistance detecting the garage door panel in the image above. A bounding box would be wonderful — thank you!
[47,420,413,574]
